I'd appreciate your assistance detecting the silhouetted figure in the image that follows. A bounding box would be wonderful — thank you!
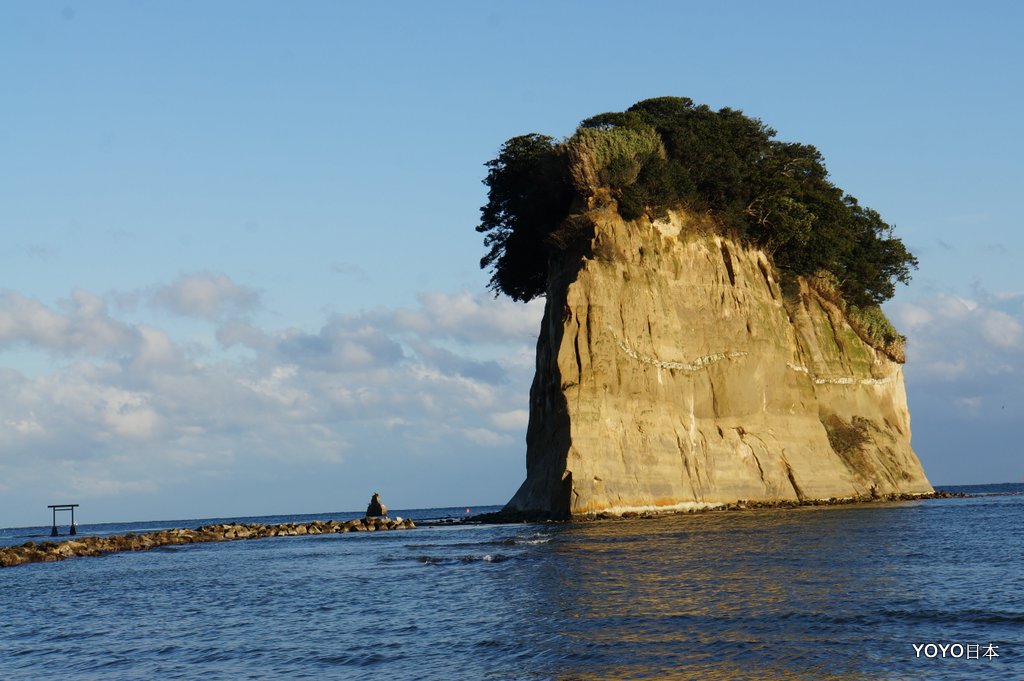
[366,493,388,517]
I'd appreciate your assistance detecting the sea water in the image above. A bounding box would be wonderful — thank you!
[1,485,1021,680]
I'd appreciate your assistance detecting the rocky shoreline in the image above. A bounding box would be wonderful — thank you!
[0,516,415,569]
[473,490,970,523]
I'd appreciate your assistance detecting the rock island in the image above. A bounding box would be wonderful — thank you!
[476,97,932,519]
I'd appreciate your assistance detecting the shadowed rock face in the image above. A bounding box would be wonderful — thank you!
[366,493,388,517]
[505,209,932,518]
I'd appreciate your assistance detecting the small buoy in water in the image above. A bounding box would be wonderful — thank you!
[466,508,471,514]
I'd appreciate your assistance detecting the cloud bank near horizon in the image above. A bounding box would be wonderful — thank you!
[888,288,1024,484]
[0,277,544,522]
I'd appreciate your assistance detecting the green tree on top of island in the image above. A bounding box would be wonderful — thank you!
[476,97,917,313]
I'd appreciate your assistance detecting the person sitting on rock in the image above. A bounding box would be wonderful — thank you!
[366,493,388,517]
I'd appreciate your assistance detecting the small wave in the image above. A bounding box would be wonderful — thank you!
[879,608,1024,625]
[411,554,510,565]
[45,629,111,642]
[403,541,487,550]
[493,532,552,546]
[391,623,419,634]
[316,652,395,667]
[511,533,552,545]
[403,534,550,550]
[191,649,238,663]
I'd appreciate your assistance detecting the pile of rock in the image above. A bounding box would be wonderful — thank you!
[712,490,966,513]
[0,516,415,569]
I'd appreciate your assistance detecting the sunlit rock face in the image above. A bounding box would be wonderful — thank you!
[506,209,932,518]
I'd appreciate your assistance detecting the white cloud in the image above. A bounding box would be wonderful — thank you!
[134,325,181,368]
[0,285,540,518]
[152,272,260,320]
[69,475,159,498]
[216,319,269,350]
[275,323,406,371]
[892,303,932,331]
[918,359,967,381]
[980,311,1023,349]
[932,294,976,317]
[380,291,544,344]
[954,396,982,412]
[886,287,1024,485]
[890,290,1024,385]
[218,291,544,379]
[462,427,513,447]
[5,416,43,435]
[491,409,529,431]
[0,289,135,355]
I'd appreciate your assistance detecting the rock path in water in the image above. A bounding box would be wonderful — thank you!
[0,517,415,569]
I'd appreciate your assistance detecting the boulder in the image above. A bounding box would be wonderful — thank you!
[366,493,388,517]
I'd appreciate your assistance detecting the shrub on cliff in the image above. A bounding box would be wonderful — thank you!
[476,97,917,309]
[566,126,665,204]
[476,134,575,302]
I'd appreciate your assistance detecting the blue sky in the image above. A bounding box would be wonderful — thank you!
[2,1,1022,525]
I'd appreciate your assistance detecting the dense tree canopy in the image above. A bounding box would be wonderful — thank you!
[476,97,917,308]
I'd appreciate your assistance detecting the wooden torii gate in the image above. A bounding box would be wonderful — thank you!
[48,504,79,536]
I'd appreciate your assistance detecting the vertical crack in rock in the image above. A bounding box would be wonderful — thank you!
[781,454,805,501]
[720,242,736,287]
[585,306,594,375]
[675,430,691,496]
[573,313,584,388]
[818,296,847,356]
[758,259,776,300]
[738,428,775,494]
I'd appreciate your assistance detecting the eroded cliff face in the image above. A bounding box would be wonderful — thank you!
[506,209,932,517]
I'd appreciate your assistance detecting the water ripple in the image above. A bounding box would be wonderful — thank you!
[1,491,1021,679]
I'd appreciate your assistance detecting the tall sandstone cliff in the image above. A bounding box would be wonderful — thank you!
[506,209,932,518]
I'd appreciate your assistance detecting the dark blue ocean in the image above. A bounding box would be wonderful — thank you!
[1,484,1021,680]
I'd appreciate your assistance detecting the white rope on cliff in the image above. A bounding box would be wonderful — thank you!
[610,329,892,385]
[611,326,747,371]
[786,362,893,385]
